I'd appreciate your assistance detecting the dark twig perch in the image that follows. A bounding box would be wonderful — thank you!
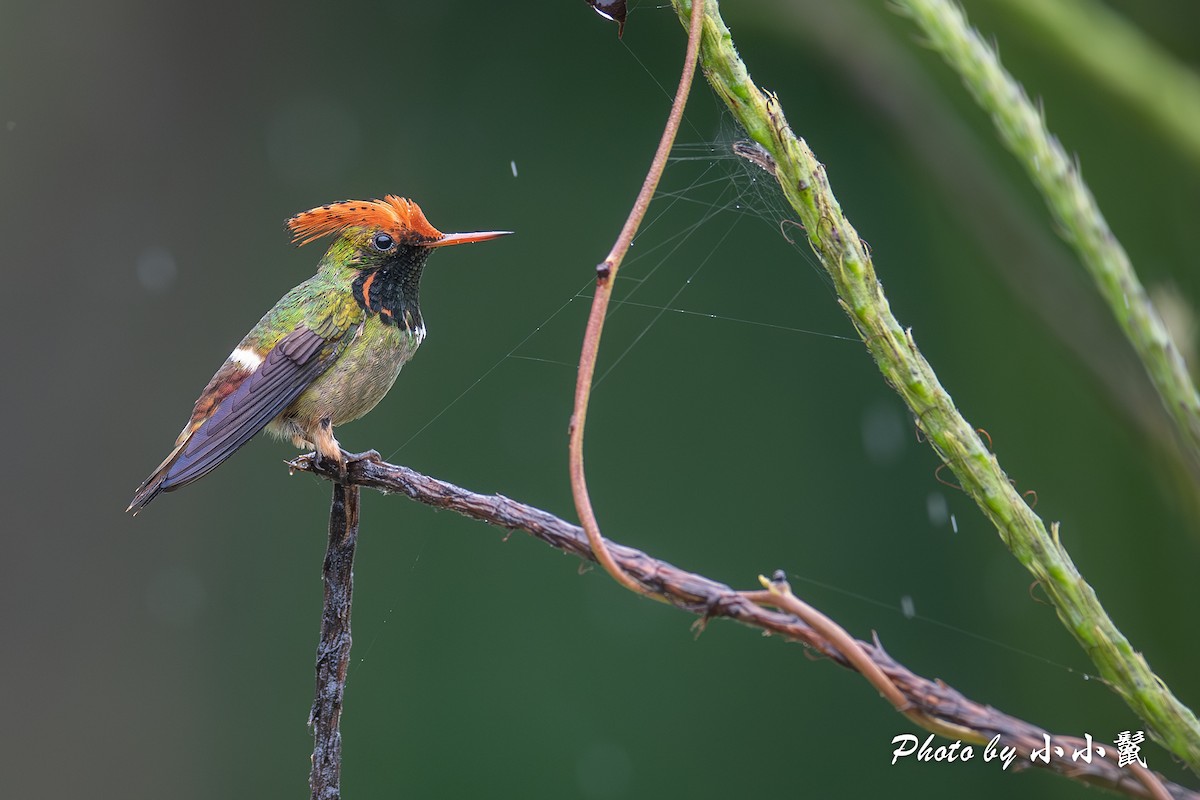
[308,480,360,800]
[288,454,1190,800]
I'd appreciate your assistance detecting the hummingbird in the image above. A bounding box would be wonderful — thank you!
[128,196,510,513]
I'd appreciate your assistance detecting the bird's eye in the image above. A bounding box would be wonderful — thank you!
[372,232,395,251]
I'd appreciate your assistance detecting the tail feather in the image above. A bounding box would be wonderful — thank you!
[127,474,167,514]
[127,438,190,514]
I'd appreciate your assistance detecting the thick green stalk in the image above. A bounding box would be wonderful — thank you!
[988,0,1200,170]
[898,0,1200,474]
[670,0,1200,773]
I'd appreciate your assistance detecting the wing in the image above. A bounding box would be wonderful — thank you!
[163,325,335,487]
[128,324,348,512]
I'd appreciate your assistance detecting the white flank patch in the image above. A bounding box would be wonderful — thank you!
[229,346,264,371]
[413,322,427,343]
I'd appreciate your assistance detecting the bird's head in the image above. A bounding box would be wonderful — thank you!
[286,195,511,275]
[285,196,510,331]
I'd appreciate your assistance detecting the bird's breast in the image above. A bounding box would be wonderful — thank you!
[288,316,424,428]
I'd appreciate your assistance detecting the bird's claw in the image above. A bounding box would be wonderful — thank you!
[342,448,383,467]
[287,449,380,481]
[286,450,345,479]
[321,452,349,482]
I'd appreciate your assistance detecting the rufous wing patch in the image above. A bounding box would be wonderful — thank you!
[176,361,253,446]
[163,326,337,488]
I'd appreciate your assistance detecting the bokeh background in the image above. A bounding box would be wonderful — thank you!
[4,0,1200,797]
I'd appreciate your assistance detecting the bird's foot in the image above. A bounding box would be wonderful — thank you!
[341,448,383,468]
[287,449,381,481]
[288,450,349,481]
[316,450,349,482]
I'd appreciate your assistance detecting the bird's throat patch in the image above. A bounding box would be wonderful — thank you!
[352,263,423,332]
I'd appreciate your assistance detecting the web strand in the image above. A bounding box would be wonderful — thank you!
[383,284,589,461]
[368,13,1087,689]
[595,212,740,386]
[384,127,825,457]
[787,573,1099,680]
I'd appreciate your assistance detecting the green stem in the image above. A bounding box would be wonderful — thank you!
[670,0,1200,773]
[898,0,1200,475]
[988,0,1200,170]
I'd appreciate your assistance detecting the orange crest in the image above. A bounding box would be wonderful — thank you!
[286,196,444,246]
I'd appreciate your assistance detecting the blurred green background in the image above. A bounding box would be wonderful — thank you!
[3,0,1199,796]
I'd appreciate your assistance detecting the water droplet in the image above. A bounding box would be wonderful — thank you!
[586,0,627,37]
[900,595,916,619]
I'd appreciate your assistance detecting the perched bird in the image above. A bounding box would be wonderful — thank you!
[128,196,510,513]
